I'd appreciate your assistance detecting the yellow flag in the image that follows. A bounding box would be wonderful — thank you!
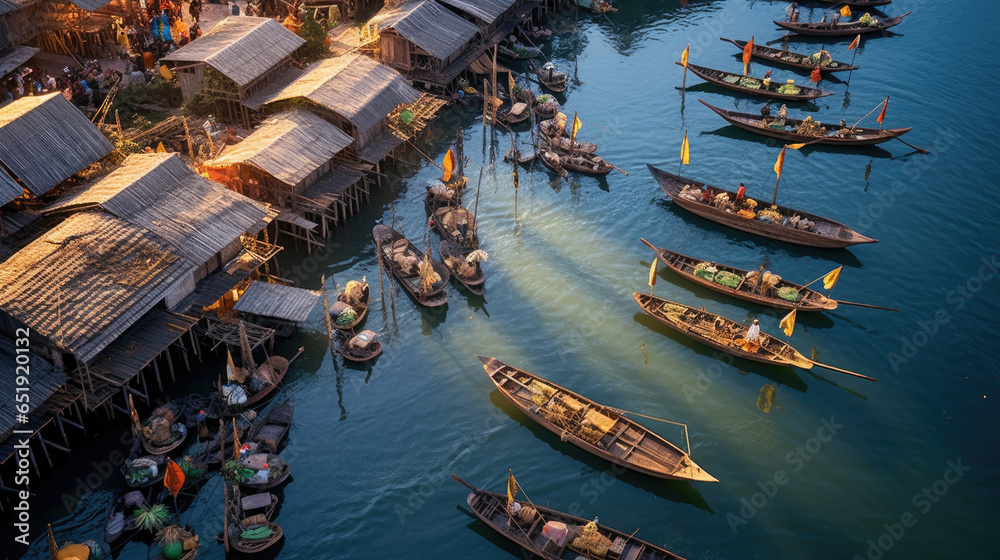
[506,470,517,511]
[680,42,689,68]
[786,143,806,150]
[156,142,166,153]
[571,111,582,142]
[648,258,658,287]
[840,5,852,18]
[442,148,456,182]
[823,266,842,290]
[680,129,690,165]
[226,347,236,381]
[780,309,796,337]
[508,70,516,98]
[773,146,786,182]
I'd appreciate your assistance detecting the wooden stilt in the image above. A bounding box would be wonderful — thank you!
[165,348,176,382]
[151,356,164,392]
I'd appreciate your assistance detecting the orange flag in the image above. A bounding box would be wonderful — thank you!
[442,148,456,182]
[506,470,517,511]
[848,34,861,50]
[876,96,889,125]
[810,66,822,83]
[773,146,787,182]
[742,36,754,75]
[164,458,185,498]
[680,42,689,68]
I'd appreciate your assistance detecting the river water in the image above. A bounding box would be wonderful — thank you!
[11,1,999,559]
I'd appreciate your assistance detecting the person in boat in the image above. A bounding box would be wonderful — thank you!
[196,410,208,439]
[760,103,772,124]
[735,183,746,208]
[701,186,713,203]
[741,319,762,352]
[810,49,833,67]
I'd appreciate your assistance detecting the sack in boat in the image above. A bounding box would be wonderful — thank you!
[569,522,612,557]
[150,406,175,424]
[694,262,717,282]
[530,380,556,406]
[777,287,802,302]
[714,270,742,288]
[541,521,569,547]
[143,417,172,444]
[224,384,247,407]
[336,307,357,325]
[517,505,538,524]
[240,526,273,540]
[246,375,269,395]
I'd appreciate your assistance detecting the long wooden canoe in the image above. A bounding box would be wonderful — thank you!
[720,37,858,73]
[454,474,688,560]
[699,99,911,146]
[676,62,834,101]
[440,240,486,296]
[479,356,717,482]
[374,224,449,307]
[648,165,876,248]
[781,0,891,7]
[248,401,293,454]
[641,239,837,312]
[774,12,911,36]
[633,292,815,368]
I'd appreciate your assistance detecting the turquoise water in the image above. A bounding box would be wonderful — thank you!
[12,1,999,559]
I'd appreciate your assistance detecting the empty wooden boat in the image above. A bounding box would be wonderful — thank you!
[479,356,717,482]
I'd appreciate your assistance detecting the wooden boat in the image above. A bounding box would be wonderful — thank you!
[533,99,559,119]
[785,0,891,6]
[238,453,291,491]
[226,482,283,554]
[538,119,598,153]
[677,62,833,101]
[502,101,531,125]
[648,165,877,248]
[530,60,567,93]
[184,415,252,466]
[440,240,486,296]
[374,224,450,307]
[454,474,688,560]
[480,356,716,482]
[217,355,290,415]
[331,278,369,331]
[633,292,815,368]
[425,176,468,213]
[559,151,614,176]
[104,490,146,544]
[641,239,837,311]
[774,11,911,36]
[248,402,293,454]
[122,455,166,488]
[150,525,200,560]
[498,37,541,60]
[720,37,858,72]
[699,99,911,146]
[338,329,383,362]
[431,204,479,249]
[578,0,617,13]
[47,525,103,560]
[538,149,568,178]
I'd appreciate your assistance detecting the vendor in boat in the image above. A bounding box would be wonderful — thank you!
[811,49,833,67]
[196,409,208,439]
[741,319,762,352]
[735,183,746,208]
[701,186,713,203]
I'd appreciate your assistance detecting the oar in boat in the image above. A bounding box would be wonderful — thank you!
[807,360,877,382]
[895,136,930,154]
[834,300,899,311]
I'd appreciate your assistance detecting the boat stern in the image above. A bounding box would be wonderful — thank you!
[674,459,719,483]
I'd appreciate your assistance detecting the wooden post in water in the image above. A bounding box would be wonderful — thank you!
[321,274,334,354]
[456,127,464,177]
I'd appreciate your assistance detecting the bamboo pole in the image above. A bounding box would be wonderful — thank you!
[183,118,195,161]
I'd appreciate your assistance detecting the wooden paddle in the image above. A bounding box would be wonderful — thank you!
[894,136,930,154]
[835,300,899,311]
[808,360,877,382]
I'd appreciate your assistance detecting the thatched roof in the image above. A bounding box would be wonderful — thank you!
[161,17,304,87]
[45,153,269,265]
[233,280,320,323]
[0,169,22,207]
[67,0,113,11]
[368,0,479,60]
[0,212,194,362]
[211,109,352,188]
[0,93,113,196]
[264,54,420,133]
[436,0,516,24]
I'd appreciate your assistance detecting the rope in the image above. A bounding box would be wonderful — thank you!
[850,98,887,131]
[608,407,687,428]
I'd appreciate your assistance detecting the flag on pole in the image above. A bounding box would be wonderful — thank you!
[156,142,166,153]
[508,70,516,98]
[506,470,517,511]
[810,66,822,83]
[786,143,806,150]
[571,112,583,142]
[773,146,787,181]
[442,148,456,182]
[780,309,797,337]
[742,36,754,75]
[648,258,658,288]
[226,347,236,382]
[680,42,689,68]
[848,34,861,50]
[823,266,843,290]
[680,129,690,165]
[164,458,185,498]
[840,5,852,18]
[876,96,889,125]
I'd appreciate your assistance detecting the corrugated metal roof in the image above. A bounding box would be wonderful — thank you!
[68,0,113,11]
[0,46,38,80]
[0,168,22,207]
[436,0,516,24]
[264,54,420,133]
[233,281,321,322]
[0,212,195,362]
[0,0,19,15]
[0,338,67,436]
[357,129,405,163]
[368,0,479,60]
[161,17,304,87]
[210,109,352,188]
[0,93,113,196]
[44,153,269,265]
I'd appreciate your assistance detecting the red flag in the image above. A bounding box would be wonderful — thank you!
[164,458,185,498]
[848,34,861,50]
[742,36,754,75]
[876,96,889,125]
[810,66,822,83]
